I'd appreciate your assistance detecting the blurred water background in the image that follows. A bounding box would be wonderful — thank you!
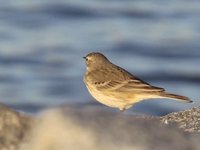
[0,0,199,115]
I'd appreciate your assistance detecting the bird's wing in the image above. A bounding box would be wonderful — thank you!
[115,79,165,92]
[95,79,164,92]
[87,66,164,92]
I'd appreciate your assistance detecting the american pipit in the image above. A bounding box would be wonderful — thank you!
[83,52,192,111]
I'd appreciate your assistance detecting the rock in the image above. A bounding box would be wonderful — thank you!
[0,103,33,150]
[0,103,200,150]
[21,106,200,150]
[160,107,200,132]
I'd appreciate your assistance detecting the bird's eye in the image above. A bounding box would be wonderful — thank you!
[83,56,88,61]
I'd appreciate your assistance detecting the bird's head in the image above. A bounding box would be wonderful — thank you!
[83,52,109,71]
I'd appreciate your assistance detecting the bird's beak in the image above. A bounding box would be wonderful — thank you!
[83,56,86,59]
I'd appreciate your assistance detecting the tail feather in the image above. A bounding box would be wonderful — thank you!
[159,92,193,103]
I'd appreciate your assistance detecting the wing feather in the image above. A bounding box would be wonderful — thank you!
[86,66,164,93]
[95,79,164,92]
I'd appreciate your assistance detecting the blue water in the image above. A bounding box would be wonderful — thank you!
[0,0,199,115]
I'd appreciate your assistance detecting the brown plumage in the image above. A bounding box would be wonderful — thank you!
[83,52,192,111]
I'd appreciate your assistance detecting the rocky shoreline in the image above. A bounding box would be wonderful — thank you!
[0,103,199,150]
[0,104,33,150]
[161,107,200,132]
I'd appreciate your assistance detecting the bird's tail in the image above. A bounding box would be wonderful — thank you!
[158,92,193,103]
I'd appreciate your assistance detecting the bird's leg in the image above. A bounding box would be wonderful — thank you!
[119,108,125,112]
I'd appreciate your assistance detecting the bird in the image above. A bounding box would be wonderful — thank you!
[83,52,192,111]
